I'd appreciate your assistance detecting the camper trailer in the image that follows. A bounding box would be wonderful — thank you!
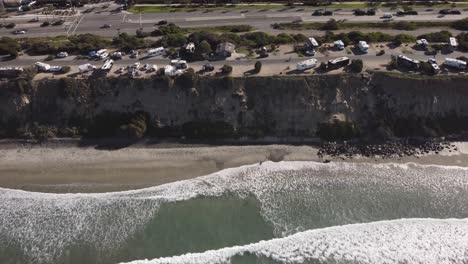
[34,62,51,72]
[306,37,319,49]
[78,63,96,73]
[444,58,466,70]
[334,40,345,50]
[296,59,317,71]
[171,59,188,70]
[397,55,420,70]
[357,41,369,53]
[328,57,350,69]
[416,39,429,48]
[101,59,114,71]
[147,47,165,57]
[449,37,458,51]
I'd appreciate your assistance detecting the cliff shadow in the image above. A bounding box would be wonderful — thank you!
[78,137,140,150]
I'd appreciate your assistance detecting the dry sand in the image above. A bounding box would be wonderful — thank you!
[1,143,468,193]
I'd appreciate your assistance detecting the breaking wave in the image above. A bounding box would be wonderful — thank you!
[1,161,468,263]
[124,218,468,264]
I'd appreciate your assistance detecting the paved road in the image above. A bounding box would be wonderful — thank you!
[0,3,466,38]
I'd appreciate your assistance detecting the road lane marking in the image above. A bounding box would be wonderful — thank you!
[71,15,85,35]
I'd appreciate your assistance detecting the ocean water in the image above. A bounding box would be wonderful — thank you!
[1,161,468,264]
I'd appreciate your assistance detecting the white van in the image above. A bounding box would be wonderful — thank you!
[296,58,317,71]
[147,47,165,57]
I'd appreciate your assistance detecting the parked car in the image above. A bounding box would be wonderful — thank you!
[202,64,214,72]
[129,50,139,58]
[12,29,26,34]
[305,49,316,56]
[56,52,69,58]
[142,63,150,71]
[133,62,141,69]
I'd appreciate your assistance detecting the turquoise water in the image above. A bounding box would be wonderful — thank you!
[1,162,468,264]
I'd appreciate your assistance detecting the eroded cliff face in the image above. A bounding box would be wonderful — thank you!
[0,72,467,139]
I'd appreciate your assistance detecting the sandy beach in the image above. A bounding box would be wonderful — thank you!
[1,142,468,193]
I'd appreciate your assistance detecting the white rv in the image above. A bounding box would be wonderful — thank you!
[334,40,345,50]
[306,37,319,48]
[449,37,458,51]
[101,59,114,70]
[444,58,466,70]
[416,39,429,47]
[34,62,51,72]
[357,41,369,53]
[147,47,165,57]
[296,58,317,71]
[78,63,96,73]
[171,59,188,69]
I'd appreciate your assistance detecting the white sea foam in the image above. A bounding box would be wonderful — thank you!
[2,161,468,263]
[123,218,468,264]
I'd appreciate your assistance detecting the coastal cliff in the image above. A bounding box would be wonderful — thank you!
[1,72,467,141]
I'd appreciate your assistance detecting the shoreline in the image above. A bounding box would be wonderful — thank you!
[1,140,468,193]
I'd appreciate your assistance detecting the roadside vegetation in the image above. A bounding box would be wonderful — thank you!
[272,18,467,31]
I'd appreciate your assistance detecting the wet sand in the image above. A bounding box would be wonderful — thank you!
[1,143,468,193]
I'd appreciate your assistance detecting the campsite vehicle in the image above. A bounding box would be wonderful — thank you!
[382,13,393,19]
[305,37,319,49]
[328,57,350,69]
[416,39,429,48]
[334,40,345,50]
[147,47,165,57]
[101,59,114,71]
[13,29,26,34]
[132,62,141,69]
[117,66,125,73]
[397,55,420,70]
[56,52,68,58]
[35,62,51,72]
[129,50,139,58]
[296,58,317,71]
[428,58,440,74]
[449,37,458,51]
[48,66,63,72]
[444,58,466,70]
[111,52,123,60]
[78,63,96,73]
[305,49,316,56]
[202,64,214,72]
[357,41,369,53]
[142,63,151,71]
[171,59,188,70]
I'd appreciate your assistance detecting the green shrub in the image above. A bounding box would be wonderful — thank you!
[161,33,187,47]
[418,30,452,42]
[320,19,339,30]
[112,33,145,51]
[5,23,15,29]
[59,66,71,74]
[349,59,363,73]
[254,61,262,73]
[393,21,416,31]
[0,37,20,58]
[221,64,233,74]
[452,18,468,30]
[182,121,234,139]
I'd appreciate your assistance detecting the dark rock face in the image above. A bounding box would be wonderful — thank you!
[0,72,468,141]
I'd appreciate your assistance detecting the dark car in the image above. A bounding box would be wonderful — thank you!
[202,64,214,72]
[101,24,112,28]
[157,20,168,25]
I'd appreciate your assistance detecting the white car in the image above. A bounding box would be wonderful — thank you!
[117,66,125,73]
[56,52,68,58]
[13,30,26,35]
[48,66,63,72]
[133,62,140,68]
[142,63,150,71]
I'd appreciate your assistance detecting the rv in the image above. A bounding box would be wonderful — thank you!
[306,37,319,49]
[449,37,458,51]
[171,59,188,70]
[428,59,440,74]
[357,41,369,53]
[397,55,420,70]
[164,65,184,76]
[328,57,350,69]
[296,58,317,71]
[34,62,51,72]
[444,58,466,70]
[101,59,114,71]
[416,39,429,48]
[78,63,96,73]
[334,40,345,50]
[147,47,165,57]
[184,42,195,53]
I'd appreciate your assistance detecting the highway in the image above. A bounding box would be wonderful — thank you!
[0,3,466,38]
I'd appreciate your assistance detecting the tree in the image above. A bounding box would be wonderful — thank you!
[0,37,20,58]
[320,19,339,30]
[254,61,262,73]
[221,64,233,74]
[349,59,363,73]
[196,40,212,56]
